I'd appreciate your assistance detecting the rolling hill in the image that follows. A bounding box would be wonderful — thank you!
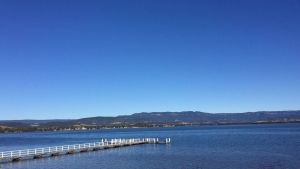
[0,110,299,132]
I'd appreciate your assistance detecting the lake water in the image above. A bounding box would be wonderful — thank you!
[0,123,299,169]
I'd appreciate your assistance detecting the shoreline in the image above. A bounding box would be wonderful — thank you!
[1,121,299,134]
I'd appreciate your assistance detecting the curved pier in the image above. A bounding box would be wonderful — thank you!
[0,137,171,163]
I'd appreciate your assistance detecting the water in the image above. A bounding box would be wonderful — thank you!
[0,123,299,169]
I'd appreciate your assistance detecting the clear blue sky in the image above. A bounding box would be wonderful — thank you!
[0,0,299,120]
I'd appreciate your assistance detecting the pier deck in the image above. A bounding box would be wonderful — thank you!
[0,137,171,163]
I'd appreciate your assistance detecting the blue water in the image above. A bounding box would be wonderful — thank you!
[0,123,299,169]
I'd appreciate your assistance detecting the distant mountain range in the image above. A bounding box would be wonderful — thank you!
[1,110,300,132]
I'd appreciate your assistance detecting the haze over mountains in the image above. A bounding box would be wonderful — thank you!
[1,110,300,132]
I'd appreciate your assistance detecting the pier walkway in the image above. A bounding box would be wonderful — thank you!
[0,137,171,163]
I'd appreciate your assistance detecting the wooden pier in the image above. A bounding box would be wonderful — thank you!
[0,137,171,163]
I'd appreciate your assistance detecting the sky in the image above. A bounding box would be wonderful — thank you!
[0,0,299,120]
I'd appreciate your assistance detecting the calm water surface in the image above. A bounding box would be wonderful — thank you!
[0,123,299,169]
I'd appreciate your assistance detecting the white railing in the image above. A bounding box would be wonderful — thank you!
[0,137,169,159]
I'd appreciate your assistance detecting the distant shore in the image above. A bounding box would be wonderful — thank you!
[1,111,300,133]
[1,121,299,133]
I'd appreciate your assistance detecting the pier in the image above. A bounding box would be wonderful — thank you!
[0,137,171,163]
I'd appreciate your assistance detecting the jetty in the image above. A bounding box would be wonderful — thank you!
[0,137,171,163]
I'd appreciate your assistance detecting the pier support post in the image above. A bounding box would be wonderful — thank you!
[12,157,21,162]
